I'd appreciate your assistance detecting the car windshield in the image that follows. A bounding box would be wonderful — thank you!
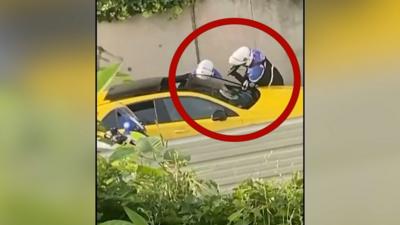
[176,75,260,109]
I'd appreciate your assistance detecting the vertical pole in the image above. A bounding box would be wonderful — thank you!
[191,0,200,63]
[249,0,257,48]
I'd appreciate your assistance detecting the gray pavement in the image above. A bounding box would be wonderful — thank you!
[169,117,303,192]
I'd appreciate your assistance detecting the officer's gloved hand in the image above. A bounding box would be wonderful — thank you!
[242,80,249,90]
[242,80,256,91]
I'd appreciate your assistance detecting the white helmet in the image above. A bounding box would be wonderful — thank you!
[229,46,252,66]
[195,59,214,79]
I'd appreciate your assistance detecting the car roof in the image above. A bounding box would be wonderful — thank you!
[105,75,231,101]
[105,77,169,100]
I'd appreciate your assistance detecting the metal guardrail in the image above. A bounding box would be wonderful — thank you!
[169,117,303,192]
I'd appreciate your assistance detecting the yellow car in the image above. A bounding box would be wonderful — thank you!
[98,75,303,140]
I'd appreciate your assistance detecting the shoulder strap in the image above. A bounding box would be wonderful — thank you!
[268,65,274,86]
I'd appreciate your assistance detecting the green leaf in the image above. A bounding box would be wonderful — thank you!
[130,131,146,141]
[137,165,166,177]
[163,149,191,162]
[97,120,108,133]
[115,72,134,84]
[123,207,148,225]
[142,11,153,18]
[109,146,137,162]
[97,0,194,22]
[172,5,183,15]
[115,72,131,78]
[234,220,251,225]
[136,136,164,154]
[97,63,121,92]
[99,220,133,225]
[228,209,243,222]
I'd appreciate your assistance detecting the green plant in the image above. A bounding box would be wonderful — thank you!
[99,206,148,225]
[229,175,303,225]
[97,0,195,22]
[97,63,122,92]
[97,135,303,225]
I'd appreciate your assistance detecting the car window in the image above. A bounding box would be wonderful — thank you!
[181,75,260,109]
[154,99,172,123]
[101,110,118,130]
[116,111,126,128]
[156,97,237,123]
[115,108,146,132]
[101,107,147,131]
[118,107,145,130]
[127,100,156,125]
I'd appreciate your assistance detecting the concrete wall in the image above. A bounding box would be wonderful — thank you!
[97,10,197,77]
[98,0,303,84]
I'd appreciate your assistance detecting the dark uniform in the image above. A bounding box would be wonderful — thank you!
[229,49,284,88]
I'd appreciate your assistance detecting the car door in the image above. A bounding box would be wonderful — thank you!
[154,96,243,140]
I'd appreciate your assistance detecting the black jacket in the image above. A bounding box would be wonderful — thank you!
[229,57,284,86]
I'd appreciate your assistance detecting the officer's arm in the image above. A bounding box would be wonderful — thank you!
[231,71,246,83]
[227,66,246,83]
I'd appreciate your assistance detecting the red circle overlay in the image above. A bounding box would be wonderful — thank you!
[168,18,301,142]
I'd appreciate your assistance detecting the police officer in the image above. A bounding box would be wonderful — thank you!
[175,59,222,88]
[228,46,284,90]
[194,59,222,79]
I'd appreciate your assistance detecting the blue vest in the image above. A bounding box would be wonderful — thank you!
[247,49,266,83]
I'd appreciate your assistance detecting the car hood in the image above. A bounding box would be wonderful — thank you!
[240,86,303,123]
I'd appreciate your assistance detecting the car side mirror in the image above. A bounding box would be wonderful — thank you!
[211,110,228,121]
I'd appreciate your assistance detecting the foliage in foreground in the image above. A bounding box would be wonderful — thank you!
[97,0,195,22]
[97,136,303,225]
[97,63,122,93]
